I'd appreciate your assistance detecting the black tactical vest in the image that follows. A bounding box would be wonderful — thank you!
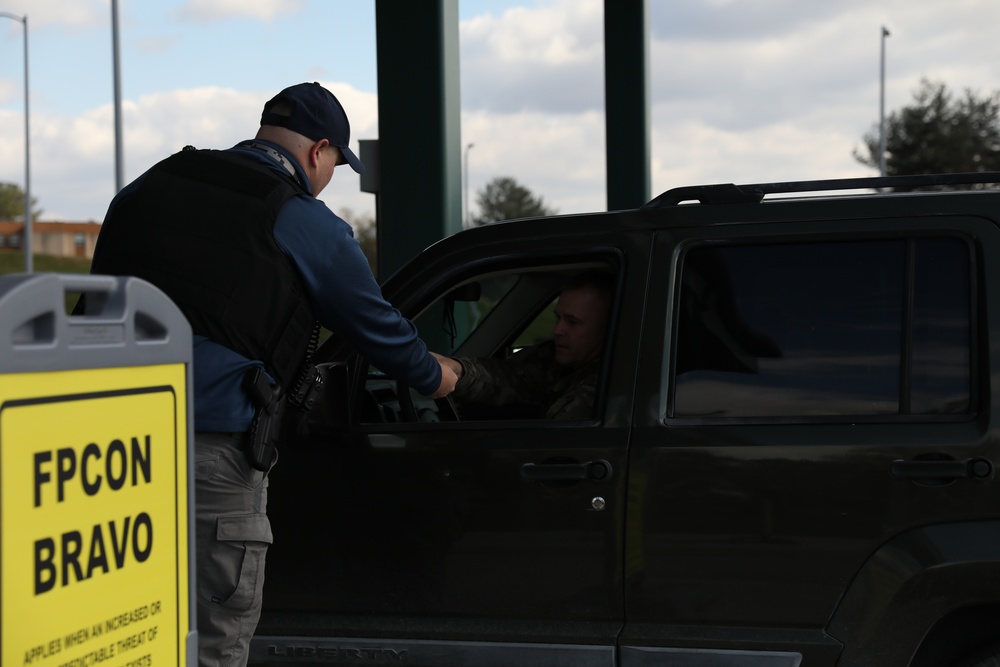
[90,147,317,388]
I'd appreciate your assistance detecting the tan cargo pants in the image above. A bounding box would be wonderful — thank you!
[193,432,273,667]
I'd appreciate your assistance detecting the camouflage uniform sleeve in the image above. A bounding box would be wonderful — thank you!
[453,345,552,408]
[544,365,599,420]
[544,381,596,419]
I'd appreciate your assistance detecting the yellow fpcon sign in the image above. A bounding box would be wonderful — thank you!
[1,363,189,667]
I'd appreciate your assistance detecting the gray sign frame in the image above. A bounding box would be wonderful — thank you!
[0,272,196,666]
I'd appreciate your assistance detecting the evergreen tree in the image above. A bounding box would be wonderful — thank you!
[855,79,1000,189]
[471,176,557,226]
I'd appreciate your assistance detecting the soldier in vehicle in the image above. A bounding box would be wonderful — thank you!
[435,271,613,420]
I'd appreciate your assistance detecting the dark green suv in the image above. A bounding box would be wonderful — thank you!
[251,173,1000,667]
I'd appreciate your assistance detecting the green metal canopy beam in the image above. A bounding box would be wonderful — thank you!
[373,0,462,280]
[371,0,650,275]
[604,0,650,210]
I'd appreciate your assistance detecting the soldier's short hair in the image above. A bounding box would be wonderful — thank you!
[562,270,615,299]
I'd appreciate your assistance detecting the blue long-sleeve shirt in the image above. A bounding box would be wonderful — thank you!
[107,139,441,432]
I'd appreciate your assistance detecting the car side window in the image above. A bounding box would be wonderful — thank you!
[670,237,972,420]
[357,262,616,425]
[437,274,521,354]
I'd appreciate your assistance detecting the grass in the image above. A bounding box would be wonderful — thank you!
[0,253,93,312]
[0,252,92,275]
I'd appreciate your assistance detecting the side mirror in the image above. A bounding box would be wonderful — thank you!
[446,282,482,302]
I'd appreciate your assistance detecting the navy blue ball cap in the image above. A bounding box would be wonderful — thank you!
[260,82,365,174]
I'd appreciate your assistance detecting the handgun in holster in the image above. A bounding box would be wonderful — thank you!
[243,366,284,471]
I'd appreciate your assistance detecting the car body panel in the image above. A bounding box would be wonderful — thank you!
[251,180,1000,666]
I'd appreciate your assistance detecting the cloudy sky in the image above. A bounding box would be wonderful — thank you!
[1,0,999,226]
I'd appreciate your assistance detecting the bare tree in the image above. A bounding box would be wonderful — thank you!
[337,207,378,277]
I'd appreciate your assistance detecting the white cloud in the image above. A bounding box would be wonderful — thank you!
[6,0,1000,227]
[134,35,180,56]
[176,0,304,22]
[459,0,1000,216]
[478,2,601,65]
[0,0,104,30]
[462,107,606,215]
[11,82,378,221]
[461,0,604,113]
[0,79,16,107]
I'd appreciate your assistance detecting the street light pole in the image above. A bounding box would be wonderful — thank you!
[879,25,890,178]
[111,0,124,193]
[463,142,474,227]
[0,12,31,272]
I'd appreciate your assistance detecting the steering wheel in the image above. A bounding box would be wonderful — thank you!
[395,380,460,422]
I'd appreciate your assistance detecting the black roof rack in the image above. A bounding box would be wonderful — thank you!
[642,171,1000,209]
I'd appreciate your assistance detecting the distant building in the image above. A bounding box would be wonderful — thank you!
[0,220,102,259]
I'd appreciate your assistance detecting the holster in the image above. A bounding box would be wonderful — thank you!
[243,366,284,471]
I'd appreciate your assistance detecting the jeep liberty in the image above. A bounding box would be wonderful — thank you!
[249,173,1000,667]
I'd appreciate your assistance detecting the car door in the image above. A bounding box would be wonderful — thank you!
[255,229,650,667]
[621,212,1000,667]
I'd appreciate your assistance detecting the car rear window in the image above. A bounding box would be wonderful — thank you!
[670,237,972,420]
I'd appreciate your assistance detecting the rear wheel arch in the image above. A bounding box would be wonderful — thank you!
[909,604,1000,667]
[828,521,1000,666]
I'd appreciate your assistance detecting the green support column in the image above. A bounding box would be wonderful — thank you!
[374,0,462,280]
[604,0,650,210]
